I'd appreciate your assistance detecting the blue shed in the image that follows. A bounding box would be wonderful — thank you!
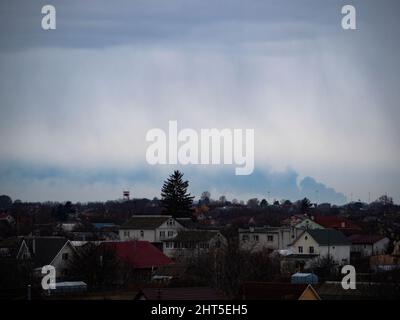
[291,273,318,284]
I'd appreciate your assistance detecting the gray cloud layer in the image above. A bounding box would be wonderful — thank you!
[0,0,399,203]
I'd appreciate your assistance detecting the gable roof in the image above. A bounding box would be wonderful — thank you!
[102,241,172,269]
[314,216,361,230]
[295,218,324,229]
[348,234,387,245]
[120,215,172,230]
[0,237,25,258]
[241,282,320,300]
[25,237,69,267]
[135,287,225,300]
[306,229,351,246]
[164,230,221,243]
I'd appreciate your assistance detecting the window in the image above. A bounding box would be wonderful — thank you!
[253,235,259,242]
[140,230,144,238]
[305,236,308,240]
[124,231,129,237]
[62,253,69,260]
[160,231,165,238]
[168,231,174,237]
[298,246,303,253]
[309,246,314,254]
[267,235,273,242]
[242,235,249,242]
[165,242,171,249]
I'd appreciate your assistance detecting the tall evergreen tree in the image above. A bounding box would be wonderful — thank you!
[161,170,194,217]
[299,197,312,214]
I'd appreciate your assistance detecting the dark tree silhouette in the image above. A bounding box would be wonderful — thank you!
[299,197,312,214]
[260,199,268,208]
[310,254,338,279]
[67,243,120,289]
[0,195,12,210]
[161,170,194,218]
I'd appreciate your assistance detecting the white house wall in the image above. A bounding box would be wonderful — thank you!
[118,218,185,242]
[291,232,350,265]
[239,228,303,252]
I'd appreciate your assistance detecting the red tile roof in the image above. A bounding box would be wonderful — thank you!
[348,234,386,245]
[314,216,361,230]
[102,241,172,269]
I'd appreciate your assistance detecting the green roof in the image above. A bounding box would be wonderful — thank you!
[307,229,351,246]
[120,216,170,230]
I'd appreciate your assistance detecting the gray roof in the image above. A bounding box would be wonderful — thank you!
[306,229,351,246]
[175,218,198,229]
[120,216,170,230]
[26,237,69,267]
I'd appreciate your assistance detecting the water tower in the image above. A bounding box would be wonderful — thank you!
[123,190,130,201]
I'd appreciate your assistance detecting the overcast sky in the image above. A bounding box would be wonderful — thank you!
[0,0,399,204]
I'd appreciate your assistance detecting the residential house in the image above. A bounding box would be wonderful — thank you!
[289,229,351,265]
[313,216,361,236]
[281,214,306,227]
[348,234,390,257]
[26,237,76,279]
[0,237,30,260]
[241,282,321,300]
[0,213,15,225]
[294,218,324,230]
[163,230,226,259]
[101,241,173,281]
[119,215,185,243]
[92,222,119,240]
[239,226,303,252]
